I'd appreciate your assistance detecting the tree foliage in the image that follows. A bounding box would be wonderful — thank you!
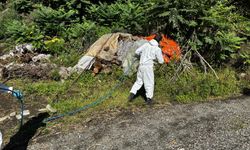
[87,0,148,34]
[0,0,249,68]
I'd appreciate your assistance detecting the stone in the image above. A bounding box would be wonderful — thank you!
[46,104,57,113]
[38,108,47,112]
[32,54,51,63]
[16,114,22,120]
[15,110,30,120]
[240,73,247,78]
[9,112,16,117]
[0,116,10,122]
[23,110,30,116]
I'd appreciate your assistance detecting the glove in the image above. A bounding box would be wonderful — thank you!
[12,90,23,99]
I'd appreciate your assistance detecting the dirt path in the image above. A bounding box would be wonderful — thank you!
[26,96,250,150]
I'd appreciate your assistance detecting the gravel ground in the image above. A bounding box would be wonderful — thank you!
[27,96,250,150]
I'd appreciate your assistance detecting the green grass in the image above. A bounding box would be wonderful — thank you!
[154,67,240,103]
[4,66,244,131]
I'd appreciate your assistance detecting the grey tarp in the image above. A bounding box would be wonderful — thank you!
[118,40,148,75]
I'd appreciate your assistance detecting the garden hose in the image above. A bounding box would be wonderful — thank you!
[43,59,136,123]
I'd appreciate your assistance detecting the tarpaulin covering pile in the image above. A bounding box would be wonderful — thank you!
[73,32,181,75]
[73,33,146,75]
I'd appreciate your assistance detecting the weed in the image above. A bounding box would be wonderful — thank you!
[154,67,239,103]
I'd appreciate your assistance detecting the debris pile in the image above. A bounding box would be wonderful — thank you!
[72,33,149,76]
[0,44,56,79]
[0,33,181,80]
[72,32,181,76]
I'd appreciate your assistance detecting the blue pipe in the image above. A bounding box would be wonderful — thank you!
[0,84,11,93]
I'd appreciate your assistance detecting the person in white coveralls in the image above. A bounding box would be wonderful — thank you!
[128,34,164,104]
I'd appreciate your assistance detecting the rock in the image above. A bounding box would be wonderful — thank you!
[16,115,22,120]
[9,112,16,117]
[38,108,47,113]
[32,54,51,63]
[28,115,35,119]
[23,110,30,116]
[15,110,30,120]
[240,73,247,78]
[38,104,57,113]
[46,104,57,113]
[85,118,92,123]
[0,116,10,122]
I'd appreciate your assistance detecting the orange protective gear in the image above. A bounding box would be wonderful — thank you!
[144,34,181,63]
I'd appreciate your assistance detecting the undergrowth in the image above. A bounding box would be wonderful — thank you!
[2,66,246,143]
[5,66,243,129]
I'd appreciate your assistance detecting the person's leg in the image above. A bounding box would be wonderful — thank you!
[143,66,154,104]
[129,67,143,99]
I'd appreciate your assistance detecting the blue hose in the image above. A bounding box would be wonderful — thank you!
[43,59,137,123]
[43,73,126,123]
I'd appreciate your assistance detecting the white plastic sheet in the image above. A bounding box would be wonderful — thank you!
[73,56,95,72]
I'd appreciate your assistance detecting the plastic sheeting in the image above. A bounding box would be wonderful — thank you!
[73,56,95,72]
[118,40,148,75]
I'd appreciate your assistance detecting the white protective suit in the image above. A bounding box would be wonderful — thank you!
[130,39,164,99]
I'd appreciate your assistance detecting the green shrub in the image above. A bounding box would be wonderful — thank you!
[31,5,76,36]
[44,37,65,54]
[5,20,44,48]
[49,69,61,81]
[147,0,248,65]
[13,0,34,14]
[87,0,147,34]
[52,51,82,67]
[155,67,239,103]
[63,21,111,50]
[0,9,19,39]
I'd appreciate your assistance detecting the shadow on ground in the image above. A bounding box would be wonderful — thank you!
[243,88,250,96]
[134,86,147,101]
[3,113,49,150]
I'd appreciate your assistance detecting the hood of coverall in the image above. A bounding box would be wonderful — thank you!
[149,39,159,46]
